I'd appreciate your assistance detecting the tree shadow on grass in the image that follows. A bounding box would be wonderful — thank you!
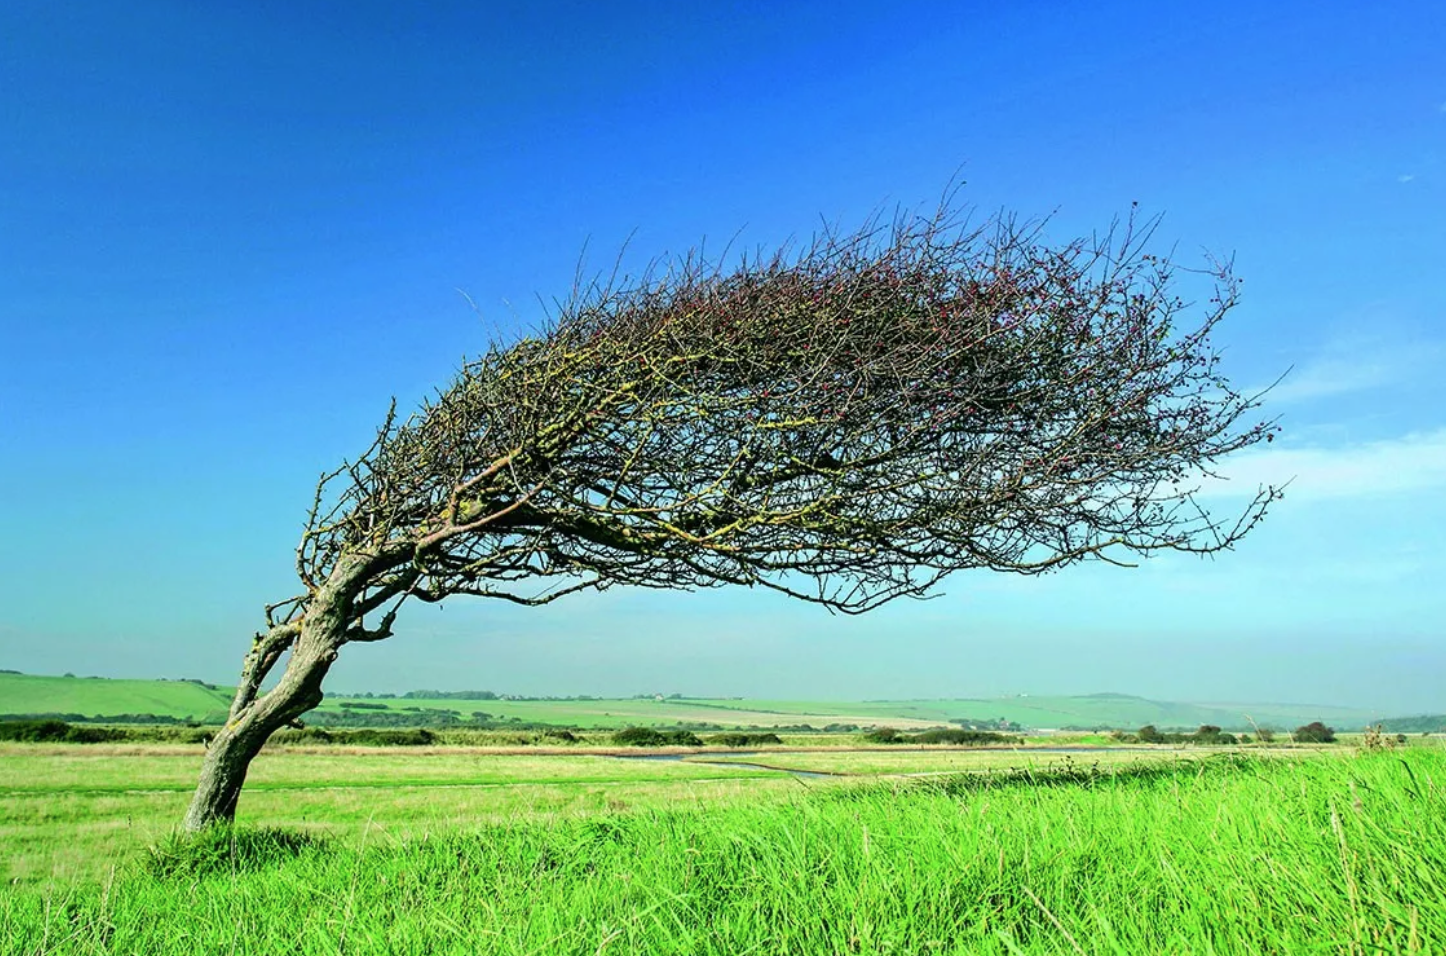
[145,826,329,879]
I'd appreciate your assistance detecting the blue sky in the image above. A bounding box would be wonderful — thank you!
[2,1,1442,711]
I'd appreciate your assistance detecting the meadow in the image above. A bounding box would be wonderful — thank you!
[1,672,1399,733]
[0,674,233,722]
[3,740,1444,954]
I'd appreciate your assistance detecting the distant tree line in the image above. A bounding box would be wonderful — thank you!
[1291,722,1336,744]
[949,717,1024,732]
[1124,724,1241,745]
[865,727,1023,746]
[269,728,443,746]
[707,732,785,747]
[306,708,489,728]
[400,690,499,700]
[173,678,222,690]
[1121,722,1344,745]
[612,727,703,746]
[1376,715,1445,735]
[0,712,198,725]
[331,691,662,702]
[0,720,130,743]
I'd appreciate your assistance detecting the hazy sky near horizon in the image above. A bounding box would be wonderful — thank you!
[2,2,1442,712]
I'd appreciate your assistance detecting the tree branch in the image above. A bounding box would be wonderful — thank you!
[227,622,301,723]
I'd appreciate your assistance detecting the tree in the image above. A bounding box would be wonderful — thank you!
[183,203,1280,830]
[1293,722,1336,744]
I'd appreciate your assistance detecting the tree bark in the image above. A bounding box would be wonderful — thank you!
[182,633,335,830]
[183,562,366,831]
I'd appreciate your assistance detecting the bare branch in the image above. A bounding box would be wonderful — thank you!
[193,196,1286,832]
[273,196,1281,659]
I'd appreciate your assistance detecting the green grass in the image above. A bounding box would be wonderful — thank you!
[0,744,798,885]
[689,746,1232,776]
[0,746,782,795]
[0,673,232,721]
[668,694,1388,733]
[311,695,952,729]
[310,692,1388,732]
[0,743,1273,885]
[3,746,1444,953]
[3,671,1395,732]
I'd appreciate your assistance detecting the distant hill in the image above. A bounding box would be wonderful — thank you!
[0,671,1406,732]
[675,694,1387,733]
[0,672,232,722]
[1377,714,1446,734]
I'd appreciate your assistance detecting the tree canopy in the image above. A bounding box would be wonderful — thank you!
[287,208,1275,623]
[186,202,1280,830]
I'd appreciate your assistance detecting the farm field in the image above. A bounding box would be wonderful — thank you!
[329,696,951,730]
[679,694,1389,732]
[3,742,1444,953]
[200,691,1399,733]
[0,744,786,886]
[692,746,1251,776]
[0,672,1394,732]
[0,673,233,721]
[3,743,1151,884]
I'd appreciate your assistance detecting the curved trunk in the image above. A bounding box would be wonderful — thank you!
[183,566,365,831]
[182,629,337,830]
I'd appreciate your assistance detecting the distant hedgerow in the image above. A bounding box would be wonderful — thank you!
[0,720,128,743]
[612,727,702,747]
[706,732,784,747]
[1293,722,1336,744]
[865,727,1020,745]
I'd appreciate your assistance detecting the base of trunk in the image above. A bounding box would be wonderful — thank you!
[183,642,333,830]
[184,566,363,830]
[183,723,270,830]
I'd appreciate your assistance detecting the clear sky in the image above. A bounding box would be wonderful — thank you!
[2,1,1442,712]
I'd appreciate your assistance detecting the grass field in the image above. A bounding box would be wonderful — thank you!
[261,692,1394,733]
[678,694,1388,732]
[0,673,233,721]
[0,671,1394,732]
[3,742,1444,953]
[331,696,953,730]
[691,746,1241,777]
[4,743,1127,884]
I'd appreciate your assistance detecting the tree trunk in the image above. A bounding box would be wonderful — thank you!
[183,648,324,829]
[183,571,361,831]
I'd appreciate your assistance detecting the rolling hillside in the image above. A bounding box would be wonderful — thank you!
[0,671,1399,732]
[615,693,1385,733]
[0,673,233,721]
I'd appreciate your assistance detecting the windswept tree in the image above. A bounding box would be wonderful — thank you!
[185,204,1279,830]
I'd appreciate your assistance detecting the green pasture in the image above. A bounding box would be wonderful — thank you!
[0,743,1248,885]
[0,744,788,886]
[303,692,1388,732]
[0,673,232,721]
[0,746,780,796]
[312,695,946,729]
[693,746,1235,776]
[3,671,1396,732]
[3,745,1443,954]
[670,694,1386,732]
